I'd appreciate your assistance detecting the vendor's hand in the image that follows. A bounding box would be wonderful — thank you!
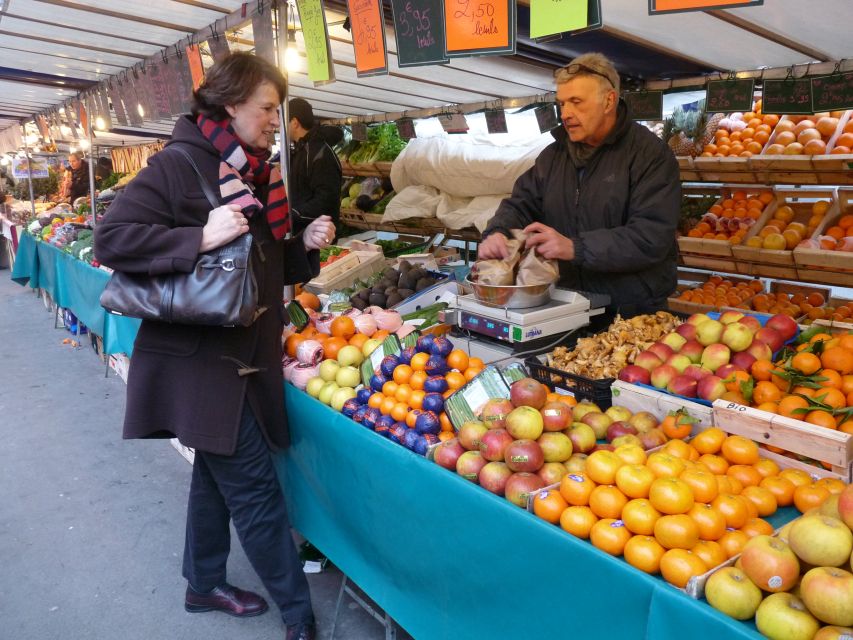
[524,222,575,261]
[303,215,335,251]
[478,232,509,259]
[199,204,248,252]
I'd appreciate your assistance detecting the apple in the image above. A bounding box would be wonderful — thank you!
[638,428,668,450]
[667,374,698,398]
[510,378,548,409]
[537,432,573,463]
[335,365,362,388]
[571,402,602,422]
[739,315,762,333]
[457,420,489,451]
[813,626,853,640]
[605,405,633,423]
[697,375,727,402]
[506,406,545,440]
[319,359,341,382]
[361,338,382,357]
[719,310,745,325]
[800,567,853,626]
[480,398,514,429]
[634,351,664,372]
[305,376,326,398]
[705,566,763,620]
[838,484,853,530]
[618,365,651,385]
[433,438,465,470]
[675,322,698,341]
[538,461,569,485]
[606,421,638,443]
[478,428,515,461]
[629,411,659,434]
[331,387,357,411]
[590,443,616,453]
[756,593,820,640]
[740,535,800,593]
[504,472,545,508]
[683,364,712,381]
[755,327,785,353]
[318,381,340,405]
[611,434,643,449]
[722,322,754,352]
[687,312,712,326]
[789,515,853,567]
[541,400,573,431]
[715,363,744,382]
[700,343,731,372]
[680,341,705,364]
[820,494,842,521]
[478,461,513,495]
[456,450,487,482]
[336,345,365,367]
[767,313,799,342]
[648,342,674,362]
[504,439,545,473]
[661,332,687,352]
[747,340,773,362]
[650,364,678,389]
[564,453,588,473]
[580,411,612,440]
[566,423,596,454]
[731,351,757,372]
[666,354,693,374]
[697,319,725,346]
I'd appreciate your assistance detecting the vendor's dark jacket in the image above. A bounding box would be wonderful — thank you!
[484,101,680,316]
[69,163,89,202]
[94,115,320,455]
[289,125,343,233]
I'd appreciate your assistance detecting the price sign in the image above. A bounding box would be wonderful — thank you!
[351,122,368,141]
[530,0,587,39]
[148,63,173,120]
[296,0,335,83]
[811,71,853,112]
[761,78,813,115]
[485,108,507,134]
[649,0,762,15]
[705,78,755,113]
[444,0,516,57]
[159,59,184,116]
[120,79,143,127]
[535,103,559,133]
[95,88,112,130]
[175,50,197,112]
[108,83,128,127]
[396,117,417,140]
[391,0,449,67]
[439,112,469,134]
[207,34,230,63]
[185,44,205,91]
[347,0,389,76]
[252,11,275,63]
[623,91,663,121]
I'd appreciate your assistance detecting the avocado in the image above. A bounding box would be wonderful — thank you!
[350,296,368,310]
[398,260,412,272]
[397,288,414,299]
[384,286,399,296]
[416,277,435,292]
[369,292,387,307]
[358,288,371,302]
[382,267,399,281]
[386,292,403,308]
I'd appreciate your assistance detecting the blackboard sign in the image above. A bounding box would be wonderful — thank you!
[535,104,559,133]
[207,34,231,63]
[391,0,449,67]
[252,11,276,63]
[811,71,853,112]
[705,78,755,113]
[623,90,663,121]
[485,108,507,134]
[440,112,469,134]
[396,117,417,140]
[108,84,128,127]
[175,51,196,113]
[148,63,172,120]
[351,122,368,141]
[762,78,813,115]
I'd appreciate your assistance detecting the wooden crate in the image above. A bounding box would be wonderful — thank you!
[610,380,714,429]
[667,271,762,315]
[303,250,386,295]
[812,315,853,334]
[691,156,761,183]
[793,187,853,283]
[713,400,853,481]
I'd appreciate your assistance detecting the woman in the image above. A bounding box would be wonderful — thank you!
[95,53,332,640]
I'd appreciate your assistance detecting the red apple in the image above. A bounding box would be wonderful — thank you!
[800,567,853,627]
[506,406,544,440]
[747,339,773,362]
[457,420,488,451]
[755,327,784,353]
[456,450,487,482]
[538,461,569,485]
[661,332,687,352]
[838,484,853,530]
[666,354,693,374]
[504,472,545,508]
[719,310,745,325]
[687,312,711,326]
[722,322,754,352]
[433,438,465,470]
[606,421,638,443]
[537,432,574,462]
[715,363,745,381]
[740,535,800,593]
[478,461,513,495]
[813,626,853,640]
[731,351,757,371]
[697,375,727,402]
[683,364,712,381]
[680,340,705,364]
[700,343,731,372]
[618,365,652,385]
[478,428,515,461]
[697,319,725,346]
[767,313,798,342]
[480,398,514,429]
[638,428,668,450]
[789,515,853,568]
[580,411,613,440]
[504,439,545,472]
[650,364,679,389]
[629,411,659,434]
[675,323,698,341]
[739,315,762,333]
[634,351,664,372]
[648,342,674,362]
[668,374,698,398]
[590,443,616,452]
[540,400,573,431]
[570,401,601,421]
[510,377,548,409]
[566,422,596,454]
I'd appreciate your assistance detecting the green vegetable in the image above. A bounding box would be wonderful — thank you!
[319,246,346,263]
[99,172,126,190]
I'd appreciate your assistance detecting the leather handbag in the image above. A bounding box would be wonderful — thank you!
[99,145,260,327]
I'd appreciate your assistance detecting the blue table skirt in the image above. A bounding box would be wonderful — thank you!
[11,233,140,355]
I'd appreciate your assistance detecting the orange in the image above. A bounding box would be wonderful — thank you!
[805,410,838,429]
[793,483,830,513]
[624,535,666,574]
[661,413,693,440]
[660,549,707,588]
[379,396,397,416]
[588,485,629,519]
[381,381,398,397]
[692,428,726,455]
[372,330,390,342]
[330,316,356,339]
[718,474,743,496]
[818,369,843,390]
[348,333,368,349]
[741,517,774,538]
[778,395,809,419]
[394,384,412,404]
[813,477,846,495]
[646,453,687,479]
[654,514,700,550]
[721,435,759,465]
[367,392,385,409]
[614,445,647,466]
[738,493,759,520]
[698,454,729,475]
[815,387,847,410]
[446,349,469,372]
[390,402,409,423]
[621,498,662,535]
[559,472,597,506]
[821,347,853,374]
[840,420,853,435]
[294,291,321,311]
[753,458,781,478]
[727,464,763,488]
[687,503,727,541]
[662,438,696,460]
[691,540,727,569]
[445,371,466,390]
[439,412,453,432]
[463,367,482,381]
[559,506,598,538]
[438,431,455,442]
[532,489,569,524]
[323,336,348,360]
[392,364,413,385]
[405,411,420,428]
[718,529,749,559]
[468,357,485,369]
[712,494,749,529]
[779,468,813,488]
[741,485,778,517]
[585,450,625,485]
[753,381,782,405]
[842,373,853,396]
[680,468,719,503]
[284,333,305,358]
[751,360,775,382]
[409,370,428,391]
[410,352,430,372]
[725,370,751,394]
[791,352,822,375]
[760,475,795,507]
[615,464,656,499]
[589,518,632,556]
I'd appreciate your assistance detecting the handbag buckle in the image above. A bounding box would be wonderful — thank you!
[220,259,236,272]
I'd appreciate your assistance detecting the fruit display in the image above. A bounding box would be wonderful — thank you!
[799,209,853,254]
[336,123,407,166]
[744,197,834,252]
[764,112,850,156]
[679,193,719,235]
[544,312,681,380]
[673,276,764,310]
[340,175,395,213]
[705,482,853,636]
[664,107,723,158]
[682,189,773,243]
[701,102,779,158]
[344,261,442,311]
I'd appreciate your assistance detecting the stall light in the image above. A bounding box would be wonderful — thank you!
[0,156,9,166]
[60,125,72,137]
[138,103,145,118]
[59,108,66,114]
[95,117,106,131]
[69,146,77,154]
[79,139,90,151]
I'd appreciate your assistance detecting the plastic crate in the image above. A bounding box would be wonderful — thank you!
[525,355,613,409]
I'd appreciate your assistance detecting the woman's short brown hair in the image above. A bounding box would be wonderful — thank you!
[191,52,287,120]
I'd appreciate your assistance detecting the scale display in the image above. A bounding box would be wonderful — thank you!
[460,312,514,342]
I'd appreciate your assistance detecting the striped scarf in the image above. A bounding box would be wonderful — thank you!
[197,114,290,239]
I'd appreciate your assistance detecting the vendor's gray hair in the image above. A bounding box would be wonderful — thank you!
[554,53,620,97]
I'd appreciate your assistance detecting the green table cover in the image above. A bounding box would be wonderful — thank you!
[276,389,764,640]
[11,233,140,355]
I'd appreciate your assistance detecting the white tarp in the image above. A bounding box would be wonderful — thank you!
[0,126,23,155]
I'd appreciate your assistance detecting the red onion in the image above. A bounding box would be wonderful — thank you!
[296,339,325,365]
[365,306,385,315]
[353,314,378,337]
[282,357,299,381]
[373,309,403,332]
[314,313,334,334]
[342,307,362,318]
[290,363,319,390]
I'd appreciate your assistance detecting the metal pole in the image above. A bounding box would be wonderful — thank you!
[24,135,36,220]
[86,126,97,228]
[275,0,296,300]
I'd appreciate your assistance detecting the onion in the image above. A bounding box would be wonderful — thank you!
[282,357,299,381]
[342,307,362,318]
[718,118,732,131]
[353,314,378,336]
[730,112,744,121]
[835,237,853,252]
[314,313,334,334]
[365,306,385,315]
[290,363,320,390]
[373,310,403,332]
[797,238,819,249]
[729,120,747,132]
[296,339,325,365]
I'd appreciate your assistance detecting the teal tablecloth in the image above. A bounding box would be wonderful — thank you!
[276,389,764,640]
[11,233,140,355]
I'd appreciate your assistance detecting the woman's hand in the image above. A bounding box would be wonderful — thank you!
[199,204,248,252]
[303,215,335,251]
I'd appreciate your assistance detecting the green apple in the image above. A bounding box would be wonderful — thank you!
[318,381,339,405]
[705,567,763,620]
[305,376,326,398]
[318,359,341,382]
[756,593,820,640]
[337,345,364,367]
[331,387,357,411]
[789,515,853,568]
[362,338,382,357]
[335,366,361,389]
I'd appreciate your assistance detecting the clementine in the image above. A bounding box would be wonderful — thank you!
[660,549,707,588]
[559,506,599,538]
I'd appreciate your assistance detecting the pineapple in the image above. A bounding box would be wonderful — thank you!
[664,107,700,157]
[698,112,725,153]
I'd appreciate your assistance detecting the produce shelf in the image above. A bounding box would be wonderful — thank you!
[679,154,853,185]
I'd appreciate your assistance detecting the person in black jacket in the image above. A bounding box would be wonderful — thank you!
[287,98,343,233]
[67,151,90,203]
[480,53,681,318]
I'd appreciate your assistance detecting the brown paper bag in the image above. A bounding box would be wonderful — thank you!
[472,230,525,285]
[516,243,559,286]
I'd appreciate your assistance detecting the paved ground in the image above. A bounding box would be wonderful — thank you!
[0,269,409,640]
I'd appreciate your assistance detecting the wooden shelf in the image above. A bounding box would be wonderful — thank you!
[340,160,393,178]
[678,154,853,185]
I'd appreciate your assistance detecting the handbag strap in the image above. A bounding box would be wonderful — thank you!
[169,144,220,210]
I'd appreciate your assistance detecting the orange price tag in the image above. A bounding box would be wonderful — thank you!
[185,44,205,90]
[650,0,762,14]
[347,0,389,76]
[444,0,514,56]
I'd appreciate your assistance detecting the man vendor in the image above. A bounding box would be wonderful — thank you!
[478,53,681,318]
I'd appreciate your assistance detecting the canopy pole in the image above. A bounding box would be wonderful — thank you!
[275,0,295,303]
[86,126,97,228]
[24,135,35,220]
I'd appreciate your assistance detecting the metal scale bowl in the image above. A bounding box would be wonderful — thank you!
[463,277,553,309]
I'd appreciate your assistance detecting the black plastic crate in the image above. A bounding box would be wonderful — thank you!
[525,355,613,409]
